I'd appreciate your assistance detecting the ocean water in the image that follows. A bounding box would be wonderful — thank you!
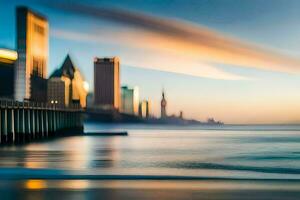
[1,123,300,199]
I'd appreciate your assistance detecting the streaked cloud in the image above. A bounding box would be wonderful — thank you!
[47,2,300,79]
[51,28,246,80]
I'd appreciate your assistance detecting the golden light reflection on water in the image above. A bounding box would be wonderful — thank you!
[25,180,47,190]
[56,180,90,189]
[22,180,300,191]
[24,158,47,169]
[20,136,120,170]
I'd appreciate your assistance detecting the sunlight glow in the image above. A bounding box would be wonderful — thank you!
[0,48,18,61]
[83,81,89,92]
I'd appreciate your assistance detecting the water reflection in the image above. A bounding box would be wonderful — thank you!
[0,136,119,170]
[0,125,300,180]
[1,180,300,200]
[25,180,47,190]
[1,124,300,199]
[23,179,92,190]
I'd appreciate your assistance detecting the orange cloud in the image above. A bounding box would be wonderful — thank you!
[51,28,246,80]
[47,3,300,76]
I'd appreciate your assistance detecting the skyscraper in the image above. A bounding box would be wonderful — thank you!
[161,90,167,119]
[94,57,120,110]
[15,7,48,102]
[121,86,139,115]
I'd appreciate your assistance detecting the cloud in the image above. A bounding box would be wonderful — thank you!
[51,28,247,80]
[47,2,300,78]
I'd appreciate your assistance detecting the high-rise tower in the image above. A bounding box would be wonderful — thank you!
[15,7,49,102]
[94,57,120,110]
[161,90,167,119]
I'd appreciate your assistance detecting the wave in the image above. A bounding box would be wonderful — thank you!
[159,162,300,174]
[0,167,300,182]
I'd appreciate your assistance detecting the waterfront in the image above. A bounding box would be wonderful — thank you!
[0,123,300,199]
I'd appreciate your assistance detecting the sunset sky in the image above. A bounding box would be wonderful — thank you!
[1,0,300,124]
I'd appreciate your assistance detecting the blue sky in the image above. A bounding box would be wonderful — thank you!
[1,0,300,124]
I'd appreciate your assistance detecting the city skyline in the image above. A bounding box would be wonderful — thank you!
[1,2,300,199]
[2,0,300,124]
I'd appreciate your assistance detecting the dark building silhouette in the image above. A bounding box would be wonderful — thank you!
[30,76,47,102]
[161,90,167,119]
[139,100,150,118]
[179,111,183,119]
[47,77,68,107]
[0,48,17,99]
[94,57,120,110]
[51,55,76,80]
[15,6,48,102]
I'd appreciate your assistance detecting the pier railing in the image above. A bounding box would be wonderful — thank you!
[0,99,83,144]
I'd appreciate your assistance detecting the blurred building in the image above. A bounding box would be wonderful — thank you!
[86,93,94,108]
[94,57,120,110]
[139,100,150,118]
[47,77,71,107]
[0,48,17,99]
[161,90,167,119]
[48,55,88,107]
[121,86,139,115]
[133,86,139,115]
[15,6,48,102]
[179,111,183,119]
[121,86,133,114]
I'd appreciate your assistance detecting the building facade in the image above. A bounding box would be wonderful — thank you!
[47,76,72,107]
[15,6,48,102]
[48,55,88,108]
[121,86,139,115]
[94,57,120,110]
[0,48,17,99]
[121,86,134,115]
[47,77,68,107]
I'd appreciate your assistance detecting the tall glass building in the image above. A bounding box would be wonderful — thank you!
[15,7,48,102]
[121,86,139,115]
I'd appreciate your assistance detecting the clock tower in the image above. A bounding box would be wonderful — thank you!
[161,90,167,119]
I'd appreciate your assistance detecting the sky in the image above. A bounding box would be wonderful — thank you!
[1,0,300,124]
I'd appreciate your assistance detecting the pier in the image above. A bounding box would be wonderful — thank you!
[0,100,83,145]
